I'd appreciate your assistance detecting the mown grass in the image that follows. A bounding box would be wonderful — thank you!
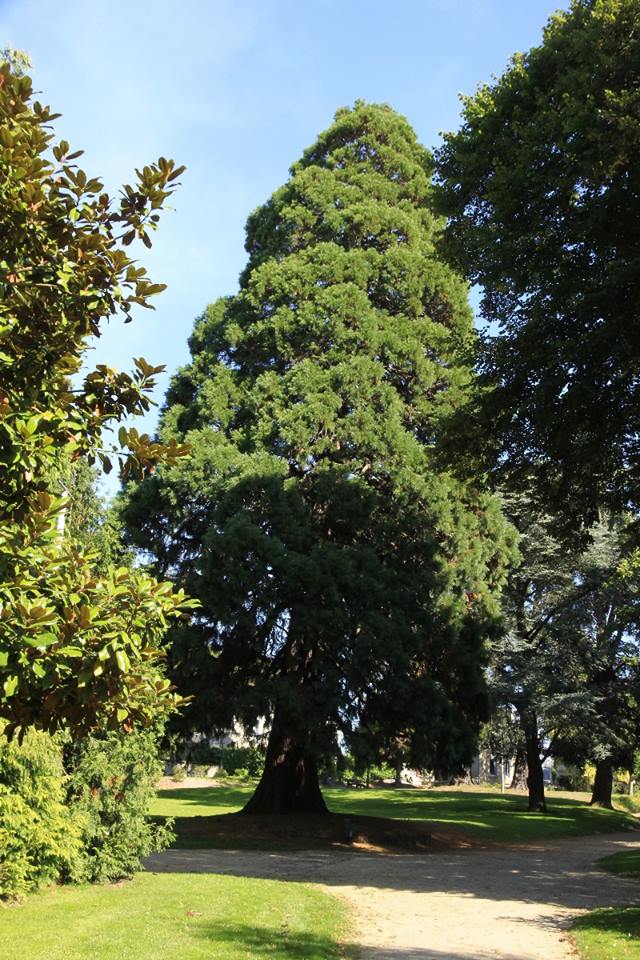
[150,784,637,845]
[570,841,640,959]
[598,850,640,878]
[0,873,348,960]
[572,907,640,960]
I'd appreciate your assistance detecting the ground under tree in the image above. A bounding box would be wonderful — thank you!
[123,102,515,814]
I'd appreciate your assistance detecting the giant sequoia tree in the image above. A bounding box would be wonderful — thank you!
[435,0,640,525]
[124,103,515,814]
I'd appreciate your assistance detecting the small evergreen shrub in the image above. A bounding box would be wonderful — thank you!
[65,728,173,884]
[0,731,83,900]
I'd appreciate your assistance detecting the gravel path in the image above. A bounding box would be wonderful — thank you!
[146,832,640,959]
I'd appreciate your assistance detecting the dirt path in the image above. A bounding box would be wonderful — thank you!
[146,832,640,959]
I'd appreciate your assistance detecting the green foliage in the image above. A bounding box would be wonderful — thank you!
[123,101,516,798]
[490,492,640,809]
[0,58,194,737]
[0,724,173,899]
[0,58,187,519]
[65,728,173,883]
[0,730,83,899]
[436,0,640,525]
[0,508,193,738]
[187,744,264,777]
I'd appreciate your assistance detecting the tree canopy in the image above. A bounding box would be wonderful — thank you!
[435,0,640,526]
[123,101,515,813]
[491,492,640,810]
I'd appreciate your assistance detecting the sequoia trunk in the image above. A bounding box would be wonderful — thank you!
[242,706,328,815]
[590,757,614,809]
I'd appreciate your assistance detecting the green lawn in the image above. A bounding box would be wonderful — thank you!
[617,795,640,815]
[0,873,348,960]
[570,843,640,959]
[572,908,640,960]
[150,784,637,844]
[597,850,640,878]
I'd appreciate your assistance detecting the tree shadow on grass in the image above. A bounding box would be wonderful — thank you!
[572,904,640,939]
[192,920,531,960]
[193,921,343,959]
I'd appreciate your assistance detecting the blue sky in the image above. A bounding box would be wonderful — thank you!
[1,0,567,491]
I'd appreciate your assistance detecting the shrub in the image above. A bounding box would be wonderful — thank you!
[189,763,216,778]
[65,728,173,884]
[0,731,83,900]
[187,744,263,777]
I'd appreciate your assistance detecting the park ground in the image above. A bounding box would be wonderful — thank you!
[1,783,639,960]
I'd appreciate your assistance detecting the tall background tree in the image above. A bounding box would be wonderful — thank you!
[123,101,516,814]
[491,493,640,811]
[435,0,640,527]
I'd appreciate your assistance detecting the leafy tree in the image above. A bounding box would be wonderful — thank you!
[123,102,515,814]
[435,0,640,526]
[0,56,192,738]
[493,493,640,810]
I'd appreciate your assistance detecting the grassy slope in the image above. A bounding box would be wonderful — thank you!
[0,873,348,960]
[150,784,637,844]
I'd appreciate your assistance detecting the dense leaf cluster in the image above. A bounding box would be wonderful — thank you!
[0,58,193,737]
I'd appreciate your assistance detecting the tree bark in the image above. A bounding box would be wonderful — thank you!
[590,757,614,808]
[395,756,403,787]
[523,717,546,812]
[510,745,527,790]
[242,704,328,815]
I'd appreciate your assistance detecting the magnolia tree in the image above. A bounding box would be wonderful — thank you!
[0,56,193,740]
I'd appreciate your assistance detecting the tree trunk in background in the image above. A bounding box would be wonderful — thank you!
[395,757,403,787]
[242,705,327,815]
[523,717,546,812]
[590,758,614,808]
[509,746,527,789]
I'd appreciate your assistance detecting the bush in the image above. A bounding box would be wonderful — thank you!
[555,764,591,792]
[369,762,397,782]
[186,744,263,778]
[65,728,173,884]
[0,731,83,900]
[188,764,212,778]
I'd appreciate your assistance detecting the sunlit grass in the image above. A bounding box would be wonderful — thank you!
[572,907,640,960]
[149,784,637,844]
[0,873,348,960]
